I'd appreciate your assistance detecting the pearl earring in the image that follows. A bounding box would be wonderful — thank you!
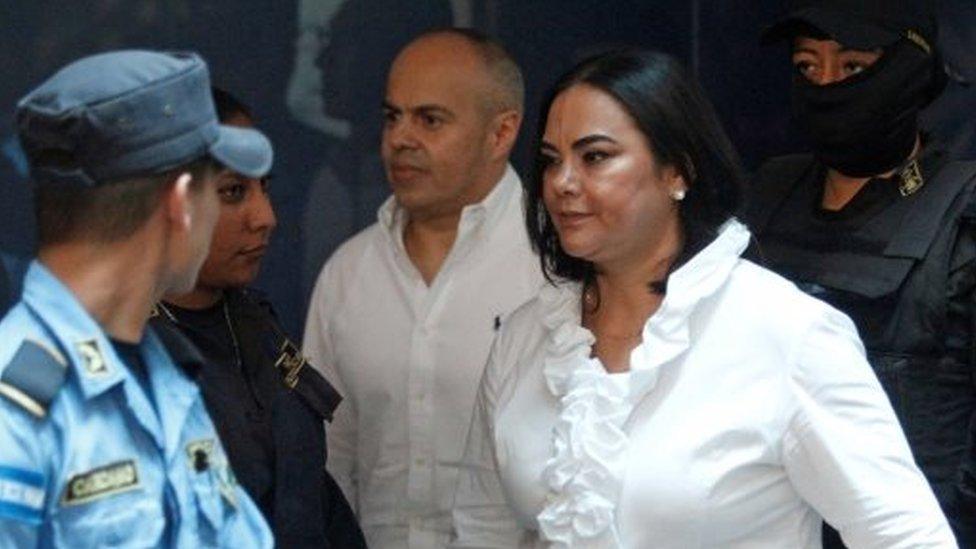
[670,188,686,201]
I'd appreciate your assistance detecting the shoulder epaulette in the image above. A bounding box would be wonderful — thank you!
[0,340,68,418]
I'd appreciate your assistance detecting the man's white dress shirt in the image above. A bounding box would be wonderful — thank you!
[451,219,956,549]
[304,166,544,548]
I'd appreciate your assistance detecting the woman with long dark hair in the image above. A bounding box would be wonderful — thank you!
[450,49,953,548]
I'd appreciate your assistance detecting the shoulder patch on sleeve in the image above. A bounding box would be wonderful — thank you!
[0,465,46,524]
[0,340,68,419]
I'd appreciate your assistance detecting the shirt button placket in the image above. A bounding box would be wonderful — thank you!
[407,318,434,540]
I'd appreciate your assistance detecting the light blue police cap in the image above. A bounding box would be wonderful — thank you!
[15,50,273,187]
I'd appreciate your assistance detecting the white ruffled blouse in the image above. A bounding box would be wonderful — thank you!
[450,220,956,549]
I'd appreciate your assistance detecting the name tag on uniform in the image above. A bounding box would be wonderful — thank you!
[61,460,139,506]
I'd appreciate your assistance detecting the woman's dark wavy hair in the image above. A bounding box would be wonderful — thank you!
[525,49,745,285]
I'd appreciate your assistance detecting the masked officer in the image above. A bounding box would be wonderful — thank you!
[0,50,274,547]
[151,87,366,548]
[746,0,975,545]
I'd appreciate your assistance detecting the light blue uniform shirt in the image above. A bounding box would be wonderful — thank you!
[0,262,273,548]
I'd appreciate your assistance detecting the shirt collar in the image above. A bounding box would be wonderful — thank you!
[635,218,751,368]
[22,261,154,401]
[377,163,520,240]
[539,217,751,375]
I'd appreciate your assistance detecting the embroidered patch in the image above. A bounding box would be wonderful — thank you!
[899,159,925,197]
[186,439,237,508]
[76,339,109,377]
[905,29,932,54]
[274,339,307,389]
[61,460,139,506]
[0,466,45,524]
[185,439,215,472]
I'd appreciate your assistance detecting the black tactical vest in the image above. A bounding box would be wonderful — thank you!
[746,153,976,544]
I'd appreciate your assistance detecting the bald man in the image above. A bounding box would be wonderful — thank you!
[303,29,544,548]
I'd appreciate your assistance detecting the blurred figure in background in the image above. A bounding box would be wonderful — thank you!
[287,0,454,301]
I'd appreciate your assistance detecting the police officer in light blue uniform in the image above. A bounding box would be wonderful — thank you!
[0,50,275,547]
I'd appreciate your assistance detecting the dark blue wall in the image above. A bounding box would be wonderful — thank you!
[1,0,973,336]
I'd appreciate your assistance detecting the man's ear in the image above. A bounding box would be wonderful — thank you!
[165,172,195,231]
[488,109,523,161]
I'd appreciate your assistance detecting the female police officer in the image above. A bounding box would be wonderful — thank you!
[152,88,366,548]
[746,0,976,545]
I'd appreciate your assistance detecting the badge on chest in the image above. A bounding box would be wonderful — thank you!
[61,460,139,506]
[185,438,238,509]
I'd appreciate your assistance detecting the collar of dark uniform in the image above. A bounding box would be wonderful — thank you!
[811,137,945,190]
[909,139,948,191]
[148,305,206,378]
[884,141,972,259]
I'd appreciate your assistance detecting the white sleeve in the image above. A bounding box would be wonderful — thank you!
[450,336,528,548]
[783,307,957,548]
[302,262,358,512]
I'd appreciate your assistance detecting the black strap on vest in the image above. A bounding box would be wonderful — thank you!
[235,291,343,422]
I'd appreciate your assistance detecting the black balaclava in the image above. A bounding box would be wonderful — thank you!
[762,0,945,177]
[792,38,935,177]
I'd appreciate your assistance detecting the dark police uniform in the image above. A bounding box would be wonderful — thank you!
[152,288,367,548]
[745,146,976,545]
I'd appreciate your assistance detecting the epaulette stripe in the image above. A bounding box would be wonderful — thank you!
[0,383,46,418]
[0,500,43,525]
[26,339,66,367]
[0,339,68,417]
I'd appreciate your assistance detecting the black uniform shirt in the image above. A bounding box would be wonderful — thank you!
[157,300,277,518]
[762,159,907,256]
[152,291,365,548]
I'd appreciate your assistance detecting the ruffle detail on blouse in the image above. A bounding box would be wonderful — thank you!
[533,219,752,547]
[536,283,628,548]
